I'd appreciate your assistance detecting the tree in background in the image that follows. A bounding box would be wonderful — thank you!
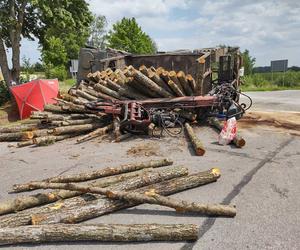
[242,49,256,75]
[88,15,107,49]
[0,0,93,87]
[107,17,157,54]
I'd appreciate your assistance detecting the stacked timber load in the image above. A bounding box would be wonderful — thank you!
[0,158,236,246]
[0,65,245,149]
[0,65,200,147]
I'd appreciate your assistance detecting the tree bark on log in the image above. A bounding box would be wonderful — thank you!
[0,167,187,228]
[76,124,113,143]
[177,71,194,96]
[33,134,75,146]
[113,117,121,141]
[80,85,117,101]
[30,168,219,225]
[0,132,28,142]
[148,70,174,95]
[168,80,185,97]
[169,71,185,94]
[106,79,122,91]
[129,68,172,98]
[0,124,37,133]
[44,104,65,113]
[128,78,160,98]
[29,179,236,217]
[208,117,246,148]
[1,169,153,215]
[118,85,148,100]
[76,89,98,101]
[186,74,197,93]
[94,83,122,100]
[53,123,103,136]
[0,223,198,245]
[17,140,35,148]
[185,123,206,156]
[139,65,149,76]
[12,158,174,192]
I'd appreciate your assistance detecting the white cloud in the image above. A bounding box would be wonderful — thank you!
[20,0,300,66]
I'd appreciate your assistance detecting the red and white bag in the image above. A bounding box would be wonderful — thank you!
[218,117,237,145]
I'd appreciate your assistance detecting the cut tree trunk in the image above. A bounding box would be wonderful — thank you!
[168,80,184,97]
[29,180,236,217]
[33,134,75,146]
[169,71,185,94]
[147,70,174,95]
[0,124,37,133]
[113,117,121,141]
[0,166,187,228]
[186,74,197,93]
[53,123,102,136]
[177,71,194,96]
[30,168,219,225]
[208,117,246,148]
[0,223,198,245]
[76,124,113,143]
[80,85,117,101]
[94,83,122,100]
[17,140,35,148]
[76,89,98,101]
[0,169,153,215]
[128,68,172,98]
[11,158,174,192]
[185,123,205,156]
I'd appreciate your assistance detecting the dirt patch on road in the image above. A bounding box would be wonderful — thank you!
[239,111,300,136]
[127,143,162,157]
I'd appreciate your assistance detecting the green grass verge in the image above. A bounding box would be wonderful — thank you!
[59,78,76,93]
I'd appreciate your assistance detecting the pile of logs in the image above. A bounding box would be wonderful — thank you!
[0,158,236,246]
[0,65,245,152]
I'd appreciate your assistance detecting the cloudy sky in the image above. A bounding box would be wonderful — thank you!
[19,0,300,66]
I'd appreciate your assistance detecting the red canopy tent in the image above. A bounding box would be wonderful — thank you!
[10,79,59,119]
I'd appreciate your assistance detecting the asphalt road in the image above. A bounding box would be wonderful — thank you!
[242,90,300,112]
[0,91,299,250]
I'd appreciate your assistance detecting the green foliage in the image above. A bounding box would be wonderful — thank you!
[88,14,107,49]
[0,81,10,105]
[45,65,67,81]
[242,71,300,91]
[242,49,256,75]
[37,0,93,60]
[32,62,45,72]
[21,56,34,82]
[107,17,157,54]
[41,36,68,66]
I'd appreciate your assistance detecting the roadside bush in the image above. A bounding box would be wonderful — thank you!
[45,65,67,81]
[243,71,300,89]
[0,81,10,105]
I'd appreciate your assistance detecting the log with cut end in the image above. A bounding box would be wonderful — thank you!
[22,129,50,140]
[208,117,246,148]
[128,68,172,98]
[0,223,199,245]
[76,124,113,143]
[168,80,184,97]
[139,65,149,76]
[106,79,122,91]
[185,123,205,156]
[148,70,174,95]
[29,178,236,217]
[0,166,187,228]
[11,158,174,192]
[53,123,103,136]
[186,74,197,93]
[30,168,219,225]
[0,132,28,142]
[0,169,153,215]
[169,71,185,94]
[177,71,194,95]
